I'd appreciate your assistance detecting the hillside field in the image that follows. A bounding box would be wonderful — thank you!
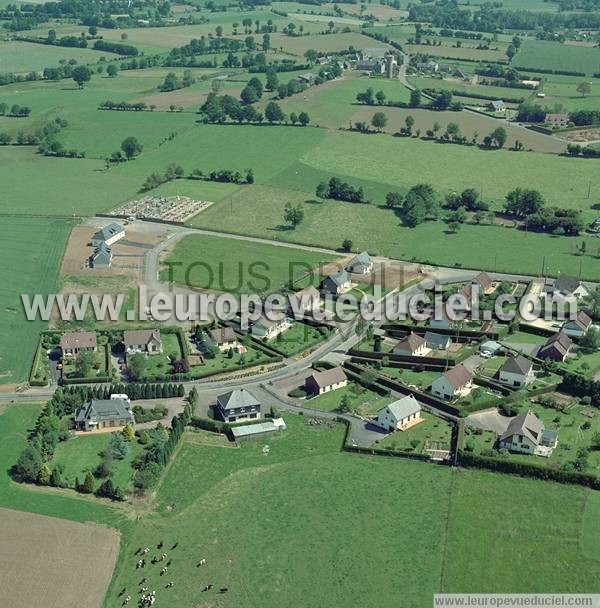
[0,217,72,385]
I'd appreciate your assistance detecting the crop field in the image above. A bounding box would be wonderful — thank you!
[269,32,390,55]
[534,73,600,112]
[0,40,119,74]
[0,507,120,608]
[0,217,72,385]
[404,43,507,63]
[161,232,340,294]
[513,39,600,76]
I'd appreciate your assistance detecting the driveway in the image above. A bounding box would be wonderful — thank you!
[466,408,512,435]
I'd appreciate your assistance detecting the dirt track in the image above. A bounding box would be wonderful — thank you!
[0,507,120,608]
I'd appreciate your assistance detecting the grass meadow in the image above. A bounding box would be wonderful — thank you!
[513,39,600,76]
[0,217,72,385]
[161,232,340,294]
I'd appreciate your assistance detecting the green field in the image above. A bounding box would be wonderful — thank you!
[306,381,394,415]
[0,40,119,73]
[0,216,72,384]
[513,39,600,76]
[162,232,340,294]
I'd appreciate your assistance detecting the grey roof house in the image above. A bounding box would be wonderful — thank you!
[345,251,373,274]
[321,269,351,294]
[124,329,162,355]
[305,366,347,395]
[91,222,125,247]
[90,243,113,269]
[216,388,261,422]
[376,395,421,431]
[424,331,451,350]
[499,410,557,455]
[75,397,134,431]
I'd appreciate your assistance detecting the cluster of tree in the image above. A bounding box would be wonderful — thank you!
[132,404,168,423]
[199,93,289,125]
[18,30,88,48]
[504,188,584,235]
[132,388,197,492]
[407,0,600,32]
[316,177,367,204]
[283,202,304,229]
[566,143,600,158]
[385,184,440,227]
[190,167,254,184]
[1,116,68,147]
[168,35,263,61]
[240,76,264,104]
[140,163,185,192]
[93,39,138,56]
[0,103,30,117]
[445,188,489,212]
[158,70,195,92]
[569,109,600,126]
[109,136,143,164]
[99,100,150,111]
[516,101,548,123]
[277,63,341,100]
[353,111,388,134]
[72,65,92,88]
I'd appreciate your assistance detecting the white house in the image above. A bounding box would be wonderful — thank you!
[91,222,125,248]
[425,331,451,351]
[553,275,589,299]
[562,310,592,338]
[60,331,97,357]
[376,395,422,432]
[251,315,291,340]
[289,285,320,313]
[498,355,534,388]
[345,251,373,275]
[393,333,428,357]
[208,326,238,352]
[430,364,472,401]
[499,410,558,455]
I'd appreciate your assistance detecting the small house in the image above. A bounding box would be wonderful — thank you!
[123,329,162,356]
[60,331,97,357]
[479,340,503,356]
[489,100,506,113]
[91,222,125,247]
[562,310,592,338]
[499,410,557,455]
[216,388,261,423]
[305,366,348,396]
[376,395,421,432]
[553,275,589,299]
[430,364,472,401]
[498,355,534,388]
[416,61,438,72]
[208,326,238,352]
[321,269,351,295]
[74,397,134,432]
[345,251,373,275]
[424,331,451,351]
[537,332,572,362]
[393,333,428,357]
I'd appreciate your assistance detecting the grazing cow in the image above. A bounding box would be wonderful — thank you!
[220,587,229,594]
[171,542,178,550]
[157,541,163,549]
[166,581,174,588]
[167,559,172,567]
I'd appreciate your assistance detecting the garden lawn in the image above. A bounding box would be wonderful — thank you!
[377,412,453,451]
[269,322,330,356]
[162,232,339,294]
[380,366,440,390]
[188,343,274,378]
[51,433,142,492]
[0,217,72,385]
[306,382,393,415]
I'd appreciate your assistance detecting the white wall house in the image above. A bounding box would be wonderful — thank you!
[376,395,421,432]
[430,365,472,401]
[498,355,534,388]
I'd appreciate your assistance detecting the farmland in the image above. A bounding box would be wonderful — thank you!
[0,217,72,385]
[513,39,600,77]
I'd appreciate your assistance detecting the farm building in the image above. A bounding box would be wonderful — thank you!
[424,331,451,351]
[498,355,534,388]
[537,332,572,362]
[251,315,291,340]
[208,326,238,352]
[292,73,316,87]
[74,397,134,432]
[60,331,97,357]
[545,113,569,128]
[216,388,261,423]
[231,418,286,441]
[376,395,421,432]
[91,222,125,247]
[430,364,473,401]
[321,269,351,295]
[561,310,592,338]
[90,243,113,269]
[499,410,558,456]
[488,100,506,113]
[361,47,388,60]
[123,329,162,356]
[416,61,438,72]
[305,366,347,396]
[345,251,373,275]
[393,333,428,357]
